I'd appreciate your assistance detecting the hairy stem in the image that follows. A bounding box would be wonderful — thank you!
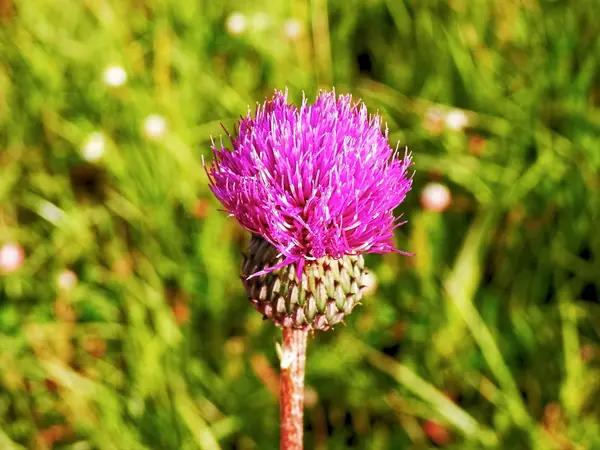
[280,328,308,450]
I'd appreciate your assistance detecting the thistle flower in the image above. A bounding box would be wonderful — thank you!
[207,90,413,330]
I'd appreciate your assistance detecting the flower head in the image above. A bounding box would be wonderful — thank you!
[207,90,413,278]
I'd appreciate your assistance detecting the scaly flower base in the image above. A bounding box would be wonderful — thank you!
[242,236,366,331]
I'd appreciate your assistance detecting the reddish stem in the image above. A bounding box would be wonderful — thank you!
[280,327,308,450]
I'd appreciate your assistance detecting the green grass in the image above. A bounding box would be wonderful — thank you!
[1,0,600,448]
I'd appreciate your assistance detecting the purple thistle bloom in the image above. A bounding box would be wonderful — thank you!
[206,89,413,278]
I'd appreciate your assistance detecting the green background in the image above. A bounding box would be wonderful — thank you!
[1,0,600,448]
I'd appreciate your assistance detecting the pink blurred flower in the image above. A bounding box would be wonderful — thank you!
[0,242,25,274]
[420,182,452,212]
[57,270,78,291]
[423,107,445,134]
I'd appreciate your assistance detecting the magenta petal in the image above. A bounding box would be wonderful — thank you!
[206,89,413,264]
[245,255,300,280]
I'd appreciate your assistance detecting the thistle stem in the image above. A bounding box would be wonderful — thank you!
[280,327,308,450]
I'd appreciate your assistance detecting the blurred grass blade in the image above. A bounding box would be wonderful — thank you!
[345,334,498,447]
[443,209,533,429]
[175,391,222,450]
[0,430,26,450]
[557,278,585,416]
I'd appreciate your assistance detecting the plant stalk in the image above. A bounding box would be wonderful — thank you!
[280,327,308,450]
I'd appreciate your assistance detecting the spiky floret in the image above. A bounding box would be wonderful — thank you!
[207,90,413,278]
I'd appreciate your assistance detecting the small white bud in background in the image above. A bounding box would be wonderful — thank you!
[444,109,468,131]
[81,132,105,162]
[283,18,303,40]
[103,65,127,87]
[57,270,78,291]
[143,115,167,140]
[226,12,247,35]
[421,182,452,212]
[0,243,25,274]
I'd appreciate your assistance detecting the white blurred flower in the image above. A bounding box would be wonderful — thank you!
[143,114,167,140]
[57,270,78,291]
[362,271,378,297]
[82,132,105,161]
[39,201,64,224]
[251,12,270,31]
[421,182,452,212]
[283,18,303,40]
[0,243,24,274]
[444,109,468,131]
[226,12,247,35]
[103,65,127,87]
